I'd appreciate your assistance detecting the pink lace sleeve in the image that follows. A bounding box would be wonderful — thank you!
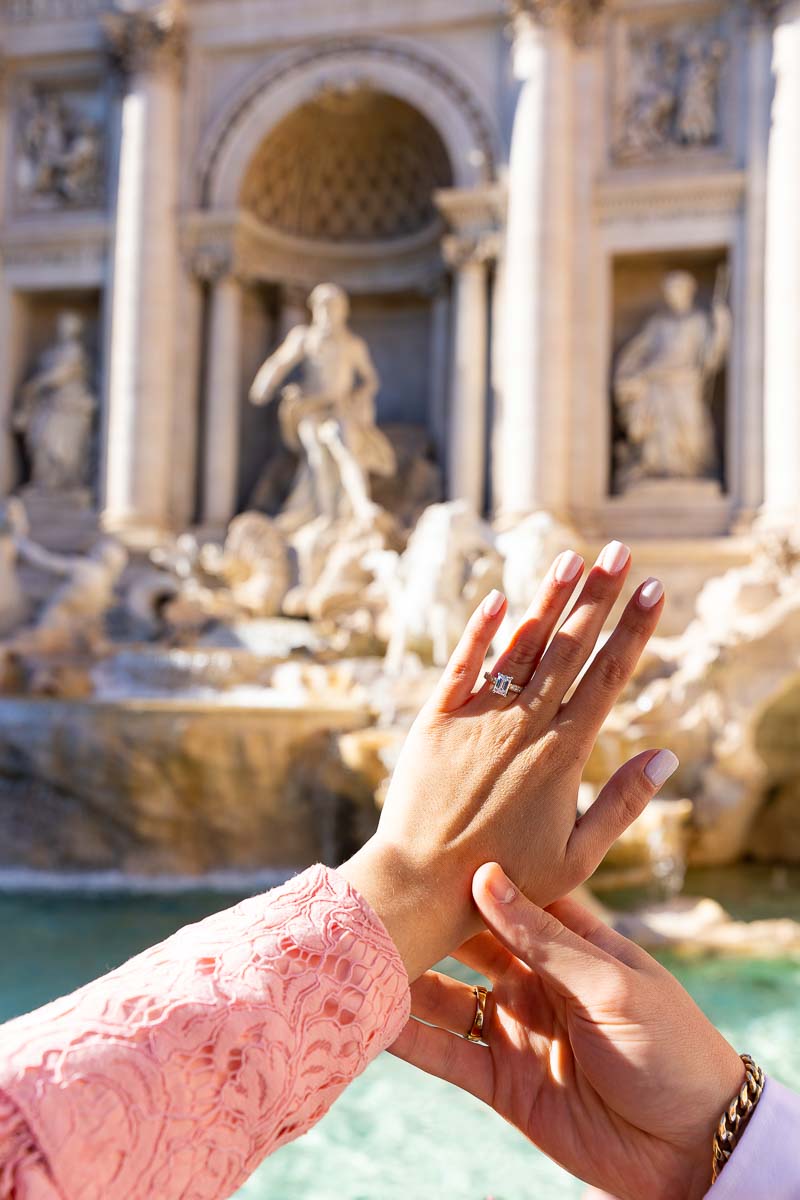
[0,865,410,1200]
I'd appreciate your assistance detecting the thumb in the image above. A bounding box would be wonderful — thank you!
[472,863,617,1000]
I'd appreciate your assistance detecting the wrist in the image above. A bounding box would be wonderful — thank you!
[338,836,473,982]
[682,1047,747,1200]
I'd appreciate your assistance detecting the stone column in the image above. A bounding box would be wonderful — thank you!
[443,235,490,511]
[761,0,800,526]
[427,284,451,469]
[0,61,16,499]
[496,1,595,520]
[102,3,184,537]
[198,252,243,530]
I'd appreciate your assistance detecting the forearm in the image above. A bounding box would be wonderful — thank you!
[0,866,409,1200]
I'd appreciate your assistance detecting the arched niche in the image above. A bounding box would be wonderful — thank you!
[197,38,499,211]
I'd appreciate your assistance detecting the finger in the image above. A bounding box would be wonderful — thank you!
[433,589,508,712]
[522,541,631,721]
[560,577,665,742]
[471,551,584,710]
[452,930,519,983]
[389,1017,493,1105]
[471,863,621,1002]
[564,748,679,883]
[547,897,649,969]
[410,971,485,1036]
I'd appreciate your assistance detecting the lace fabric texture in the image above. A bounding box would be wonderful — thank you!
[0,865,410,1200]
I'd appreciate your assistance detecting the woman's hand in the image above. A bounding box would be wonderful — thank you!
[341,542,676,980]
[391,863,745,1200]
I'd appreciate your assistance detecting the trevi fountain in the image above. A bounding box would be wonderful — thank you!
[2,1,800,1196]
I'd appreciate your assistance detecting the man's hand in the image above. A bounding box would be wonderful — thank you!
[391,863,745,1200]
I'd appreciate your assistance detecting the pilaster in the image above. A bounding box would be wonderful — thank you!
[102,3,185,536]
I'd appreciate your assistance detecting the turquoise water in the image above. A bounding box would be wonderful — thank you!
[2,876,800,1200]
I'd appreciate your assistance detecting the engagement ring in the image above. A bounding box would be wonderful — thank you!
[484,671,523,698]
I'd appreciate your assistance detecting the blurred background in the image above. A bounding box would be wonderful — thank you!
[1,0,799,1196]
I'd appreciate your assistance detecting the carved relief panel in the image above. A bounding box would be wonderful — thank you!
[13,80,107,213]
[608,4,737,167]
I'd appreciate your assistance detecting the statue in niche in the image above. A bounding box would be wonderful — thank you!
[249,283,397,531]
[613,269,731,491]
[16,85,104,209]
[677,38,727,146]
[13,312,97,495]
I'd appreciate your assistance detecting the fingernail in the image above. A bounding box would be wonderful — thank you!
[554,550,584,584]
[484,864,517,904]
[482,589,505,618]
[639,577,664,609]
[597,540,631,575]
[644,749,679,788]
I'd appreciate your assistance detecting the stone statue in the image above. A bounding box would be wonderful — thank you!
[13,312,97,494]
[613,269,731,489]
[10,533,128,656]
[678,38,727,146]
[200,512,289,618]
[249,283,396,530]
[16,86,103,209]
[382,501,503,670]
[0,499,28,636]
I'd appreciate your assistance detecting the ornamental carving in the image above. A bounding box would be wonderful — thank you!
[103,4,184,77]
[14,83,105,211]
[613,21,729,163]
[240,88,453,243]
[508,0,605,39]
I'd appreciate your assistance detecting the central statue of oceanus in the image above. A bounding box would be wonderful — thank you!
[249,283,396,530]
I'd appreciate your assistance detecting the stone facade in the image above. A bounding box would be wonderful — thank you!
[0,0,798,628]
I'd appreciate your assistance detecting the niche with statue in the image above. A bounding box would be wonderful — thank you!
[607,248,732,536]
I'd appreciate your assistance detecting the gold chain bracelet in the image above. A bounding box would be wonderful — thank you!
[711,1054,766,1183]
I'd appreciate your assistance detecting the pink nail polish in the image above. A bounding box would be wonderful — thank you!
[639,578,664,609]
[644,749,679,788]
[554,550,583,584]
[482,589,505,618]
[597,541,631,575]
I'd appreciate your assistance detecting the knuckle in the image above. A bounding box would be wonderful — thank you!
[550,630,586,675]
[447,656,473,688]
[529,906,565,945]
[619,782,647,825]
[503,626,543,669]
[621,608,654,642]
[595,653,630,693]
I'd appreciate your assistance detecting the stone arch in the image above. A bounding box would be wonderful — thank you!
[197,37,500,209]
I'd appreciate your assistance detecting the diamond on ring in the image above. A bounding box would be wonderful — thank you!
[484,671,523,697]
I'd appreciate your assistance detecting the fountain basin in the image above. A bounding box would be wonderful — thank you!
[0,696,375,876]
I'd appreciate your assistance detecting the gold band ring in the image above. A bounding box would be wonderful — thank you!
[466,985,489,1042]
